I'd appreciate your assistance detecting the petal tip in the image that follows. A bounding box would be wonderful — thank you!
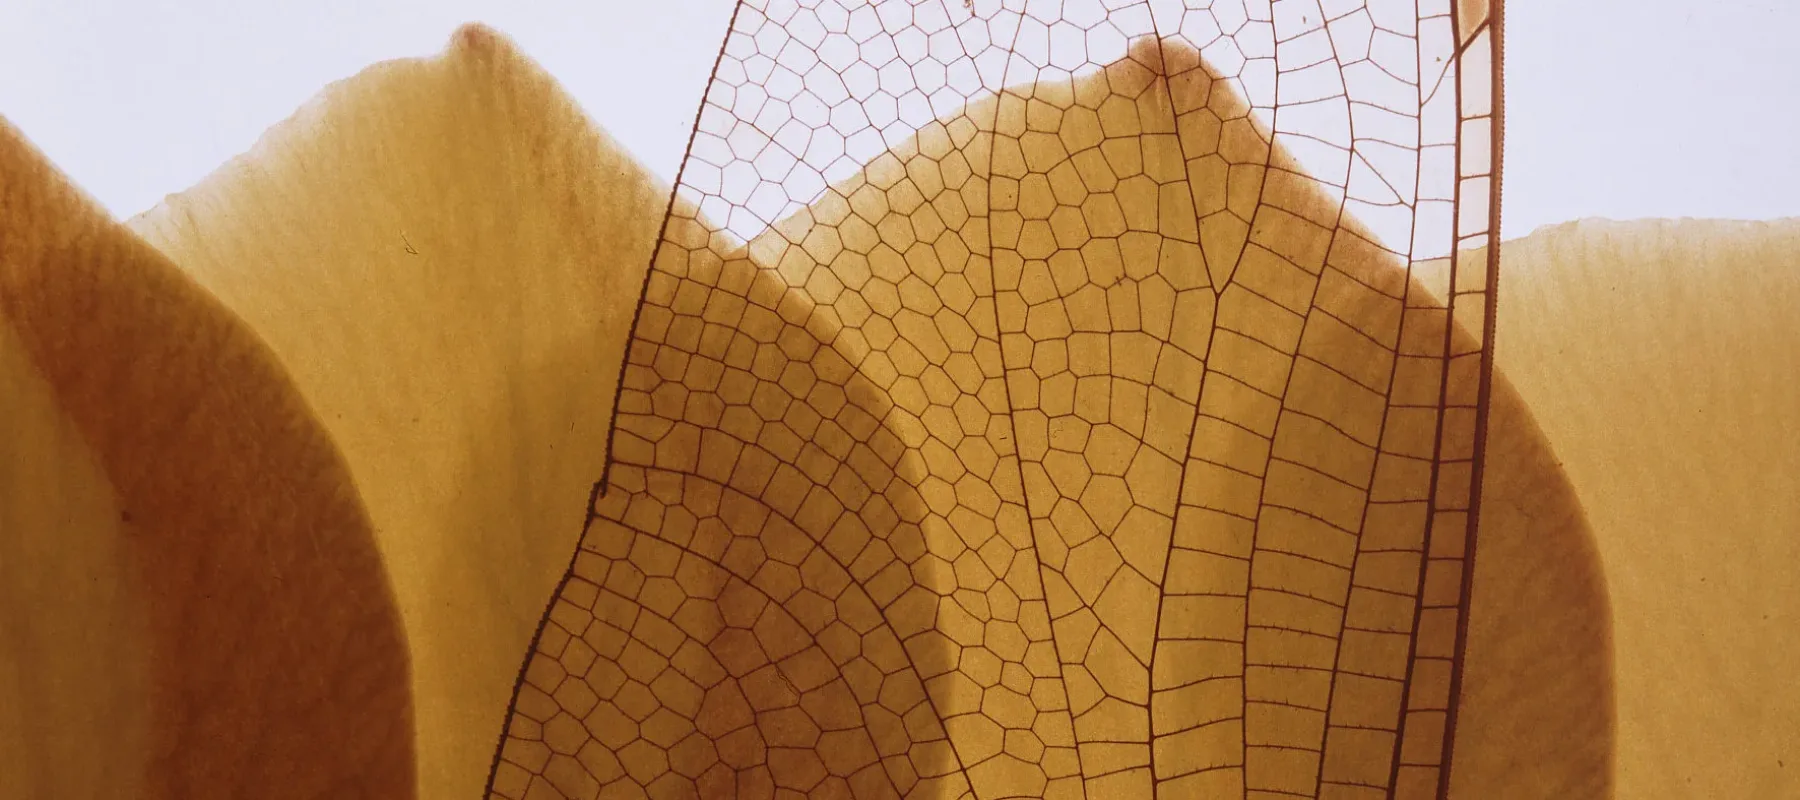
[449,22,509,58]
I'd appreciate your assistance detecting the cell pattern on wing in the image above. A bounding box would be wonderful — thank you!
[486,1,1501,798]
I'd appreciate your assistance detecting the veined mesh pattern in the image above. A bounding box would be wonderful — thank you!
[487,1,1501,798]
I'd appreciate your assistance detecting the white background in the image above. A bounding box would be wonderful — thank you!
[1,0,1793,239]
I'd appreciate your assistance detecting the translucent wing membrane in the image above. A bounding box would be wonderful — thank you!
[488,1,1501,797]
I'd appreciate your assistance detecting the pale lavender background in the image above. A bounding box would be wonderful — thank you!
[0,0,1793,240]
